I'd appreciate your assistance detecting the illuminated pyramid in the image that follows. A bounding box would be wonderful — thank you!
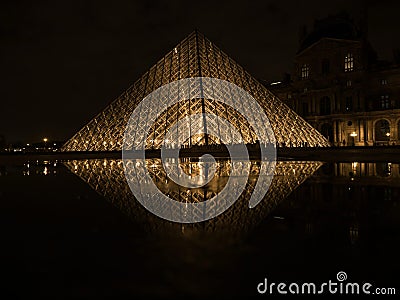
[62,31,329,151]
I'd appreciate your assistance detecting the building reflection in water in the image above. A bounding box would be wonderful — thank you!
[286,161,400,247]
[0,160,59,177]
[64,159,323,237]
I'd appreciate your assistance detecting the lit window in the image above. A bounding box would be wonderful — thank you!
[344,53,354,72]
[301,64,309,79]
[381,79,387,85]
[381,95,390,109]
[346,80,352,87]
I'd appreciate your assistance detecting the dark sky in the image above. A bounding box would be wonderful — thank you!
[1,0,400,144]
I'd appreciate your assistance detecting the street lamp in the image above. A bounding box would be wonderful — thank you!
[43,138,48,151]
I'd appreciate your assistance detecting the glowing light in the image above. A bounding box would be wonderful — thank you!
[43,138,48,142]
[350,132,357,137]
[351,162,358,175]
[385,132,390,137]
[270,81,281,85]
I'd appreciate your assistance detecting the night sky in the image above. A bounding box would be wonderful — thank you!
[1,0,400,144]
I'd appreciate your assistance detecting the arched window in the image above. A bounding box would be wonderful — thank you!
[320,97,331,115]
[374,119,390,141]
[344,53,354,72]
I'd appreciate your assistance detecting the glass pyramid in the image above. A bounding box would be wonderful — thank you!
[62,31,329,151]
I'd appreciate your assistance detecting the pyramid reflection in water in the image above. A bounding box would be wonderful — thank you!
[65,159,323,236]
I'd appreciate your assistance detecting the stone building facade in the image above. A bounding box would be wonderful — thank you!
[270,13,400,146]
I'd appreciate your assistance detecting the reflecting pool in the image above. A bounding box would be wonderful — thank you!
[0,159,399,297]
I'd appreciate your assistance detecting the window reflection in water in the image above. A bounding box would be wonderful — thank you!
[13,160,60,176]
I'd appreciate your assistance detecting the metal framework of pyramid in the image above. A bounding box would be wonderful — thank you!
[62,31,329,151]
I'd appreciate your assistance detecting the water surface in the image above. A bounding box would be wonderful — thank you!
[0,159,399,297]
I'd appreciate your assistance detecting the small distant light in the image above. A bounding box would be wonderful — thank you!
[385,132,390,137]
[53,143,56,146]
[270,81,282,86]
[26,143,30,146]
[43,138,48,142]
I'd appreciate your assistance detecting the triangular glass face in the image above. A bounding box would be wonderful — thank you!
[62,31,329,151]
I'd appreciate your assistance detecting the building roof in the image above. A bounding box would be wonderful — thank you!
[298,12,362,53]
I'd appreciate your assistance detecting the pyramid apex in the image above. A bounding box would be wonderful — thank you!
[186,29,203,38]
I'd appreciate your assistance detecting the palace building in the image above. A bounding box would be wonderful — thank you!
[269,13,400,146]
